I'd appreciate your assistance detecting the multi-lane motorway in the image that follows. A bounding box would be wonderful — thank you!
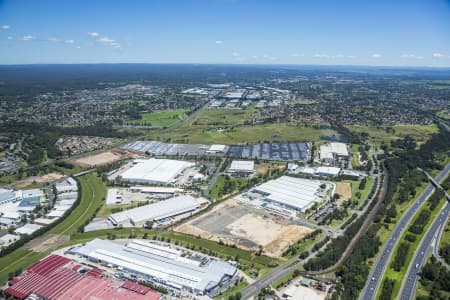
[398,202,450,300]
[359,163,450,300]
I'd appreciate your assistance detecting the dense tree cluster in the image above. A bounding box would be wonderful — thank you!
[330,126,450,299]
[418,256,450,300]
[391,243,410,271]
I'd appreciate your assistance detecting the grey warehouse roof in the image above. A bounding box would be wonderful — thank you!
[110,195,202,224]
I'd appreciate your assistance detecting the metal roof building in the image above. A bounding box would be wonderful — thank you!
[252,176,327,212]
[121,158,194,185]
[228,160,255,174]
[0,189,21,205]
[70,239,237,293]
[109,195,203,226]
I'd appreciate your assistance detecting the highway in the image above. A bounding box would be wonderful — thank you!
[398,202,450,300]
[359,163,450,300]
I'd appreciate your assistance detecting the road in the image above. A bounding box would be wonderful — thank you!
[239,237,329,300]
[398,202,450,300]
[202,158,225,197]
[359,163,450,300]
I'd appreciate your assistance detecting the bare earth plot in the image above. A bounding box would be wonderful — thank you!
[15,172,65,188]
[73,149,138,167]
[335,182,352,205]
[175,199,312,258]
[27,234,70,253]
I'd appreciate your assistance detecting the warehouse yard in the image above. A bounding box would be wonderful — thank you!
[175,198,312,258]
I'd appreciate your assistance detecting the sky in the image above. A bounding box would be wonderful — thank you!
[1,0,450,66]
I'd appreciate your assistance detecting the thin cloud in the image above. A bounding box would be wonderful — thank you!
[313,53,329,58]
[48,37,60,42]
[21,35,34,41]
[65,39,75,44]
[433,53,445,58]
[215,40,224,45]
[372,53,382,59]
[400,54,423,59]
[98,36,115,44]
[88,32,99,37]
[334,54,345,58]
[0,25,10,30]
[7,36,13,40]
[291,53,304,57]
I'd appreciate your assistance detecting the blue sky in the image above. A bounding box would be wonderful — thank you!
[1,0,450,66]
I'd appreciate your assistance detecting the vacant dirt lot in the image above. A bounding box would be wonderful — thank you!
[335,182,352,205]
[73,149,138,167]
[175,198,312,257]
[15,172,65,188]
[27,234,70,253]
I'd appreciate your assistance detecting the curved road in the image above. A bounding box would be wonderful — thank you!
[359,163,450,300]
[399,202,450,300]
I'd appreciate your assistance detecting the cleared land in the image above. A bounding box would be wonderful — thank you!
[126,109,187,127]
[335,182,352,205]
[15,172,64,189]
[175,198,312,258]
[73,149,138,167]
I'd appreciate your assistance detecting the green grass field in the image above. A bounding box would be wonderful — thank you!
[126,109,187,127]
[437,109,450,120]
[208,175,249,200]
[351,144,361,167]
[51,174,105,235]
[293,99,317,105]
[0,249,47,284]
[153,123,339,145]
[214,281,248,300]
[347,124,438,147]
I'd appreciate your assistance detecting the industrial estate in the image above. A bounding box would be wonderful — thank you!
[0,63,449,300]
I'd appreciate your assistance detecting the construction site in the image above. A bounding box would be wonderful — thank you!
[175,198,312,258]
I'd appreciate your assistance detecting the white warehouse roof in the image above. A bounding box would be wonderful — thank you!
[129,186,183,194]
[228,160,255,172]
[110,195,202,225]
[121,158,194,185]
[71,239,236,293]
[320,142,349,157]
[14,223,42,235]
[252,176,326,212]
[316,166,341,177]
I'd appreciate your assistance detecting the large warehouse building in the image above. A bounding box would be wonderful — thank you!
[318,142,349,165]
[108,195,206,226]
[251,176,330,213]
[5,254,161,300]
[121,158,194,185]
[71,239,237,294]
